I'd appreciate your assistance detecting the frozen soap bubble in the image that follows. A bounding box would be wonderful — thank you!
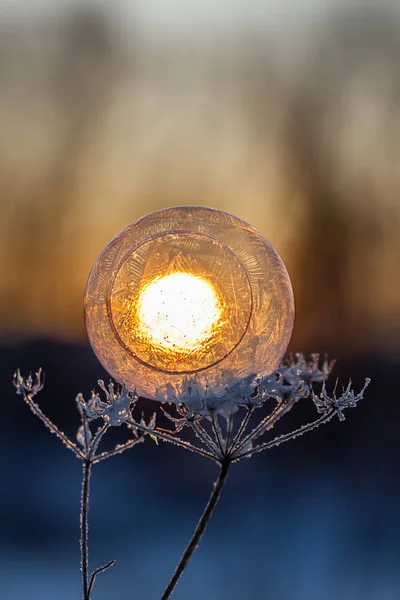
[84,206,294,400]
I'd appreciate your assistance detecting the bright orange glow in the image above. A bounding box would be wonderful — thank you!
[85,206,294,399]
[136,272,222,354]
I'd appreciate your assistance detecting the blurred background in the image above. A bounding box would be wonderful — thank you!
[1,1,399,598]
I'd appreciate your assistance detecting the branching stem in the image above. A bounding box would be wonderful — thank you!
[229,406,253,453]
[25,393,84,459]
[88,560,116,597]
[233,410,335,461]
[127,418,216,461]
[233,399,295,455]
[160,459,231,600]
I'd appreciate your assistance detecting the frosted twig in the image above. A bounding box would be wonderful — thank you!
[88,560,116,598]
[160,459,231,600]
[191,421,221,458]
[233,399,296,456]
[81,460,91,600]
[92,438,144,464]
[233,410,335,461]
[126,417,216,461]
[228,406,254,455]
[224,408,235,454]
[88,423,109,460]
[13,370,84,460]
[210,413,224,456]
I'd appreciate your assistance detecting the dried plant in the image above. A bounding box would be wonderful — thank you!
[13,370,153,600]
[13,355,369,599]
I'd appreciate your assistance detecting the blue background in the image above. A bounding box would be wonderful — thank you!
[1,343,398,599]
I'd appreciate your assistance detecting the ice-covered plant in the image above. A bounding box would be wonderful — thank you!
[13,370,155,600]
[13,355,369,599]
[127,354,369,599]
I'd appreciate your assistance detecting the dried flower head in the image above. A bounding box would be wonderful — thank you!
[128,356,369,465]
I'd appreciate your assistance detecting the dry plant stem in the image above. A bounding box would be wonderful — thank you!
[88,560,116,597]
[160,458,231,600]
[233,400,295,455]
[229,406,254,453]
[211,414,224,456]
[81,460,91,600]
[81,424,112,600]
[127,418,216,461]
[224,409,234,453]
[192,421,220,457]
[233,410,335,461]
[26,393,84,459]
[92,438,142,464]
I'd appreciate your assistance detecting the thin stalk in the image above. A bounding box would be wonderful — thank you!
[233,400,295,455]
[81,460,92,600]
[224,409,234,454]
[127,418,216,461]
[233,411,335,461]
[160,459,231,600]
[191,421,221,457]
[87,559,116,597]
[88,424,109,459]
[25,393,84,459]
[92,438,142,464]
[229,406,254,454]
[210,414,224,456]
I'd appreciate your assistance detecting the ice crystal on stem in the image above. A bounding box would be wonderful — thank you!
[312,377,371,422]
[137,354,368,465]
[77,380,136,426]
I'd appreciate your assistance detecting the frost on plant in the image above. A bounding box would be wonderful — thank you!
[133,354,370,464]
[138,353,370,600]
[12,355,369,600]
[12,370,155,600]
[77,381,134,425]
[312,377,371,422]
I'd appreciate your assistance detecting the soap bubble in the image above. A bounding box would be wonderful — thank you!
[84,206,294,400]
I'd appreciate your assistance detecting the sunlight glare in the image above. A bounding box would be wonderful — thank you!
[136,272,222,353]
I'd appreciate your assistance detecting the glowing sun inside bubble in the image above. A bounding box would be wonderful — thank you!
[84,206,295,398]
[136,272,223,354]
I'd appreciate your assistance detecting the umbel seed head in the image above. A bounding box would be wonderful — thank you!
[84,206,294,400]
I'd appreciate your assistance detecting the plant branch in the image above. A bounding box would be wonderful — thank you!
[88,559,116,598]
[210,413,224,456]
[24,393,85,459]
[88,424,109,459]
[233,399,296,455]
[127,418,216,461]
[229,406,254,454]
[191,421,221,457]
[92,438,143,464]
[82,411,90,456]
[224,409,234,454]
[233,410,335,461]
[160,459,231,600]
[81,460,91,600]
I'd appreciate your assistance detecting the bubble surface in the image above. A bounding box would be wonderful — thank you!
[84,206,294,400]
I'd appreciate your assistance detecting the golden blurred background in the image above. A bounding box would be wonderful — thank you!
[0,0,399,358]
